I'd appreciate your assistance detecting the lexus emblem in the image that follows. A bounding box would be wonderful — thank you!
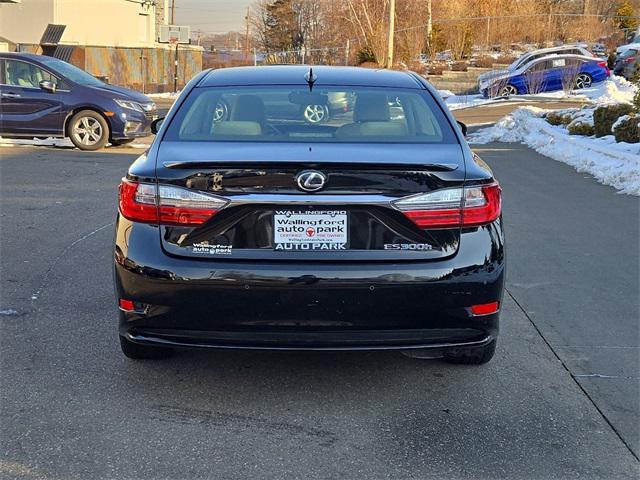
[296,170,326,192]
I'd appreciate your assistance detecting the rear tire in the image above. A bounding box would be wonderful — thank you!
[68,110,109,151]
[444,339,496,365]
[498,85,518,97]
[574,73,593,89]
[119,335,172,360]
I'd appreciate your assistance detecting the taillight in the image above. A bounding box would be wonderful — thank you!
[393,183,501,229]
[597,61,611,76]
[118,179,228,226]
[624,57,636,64]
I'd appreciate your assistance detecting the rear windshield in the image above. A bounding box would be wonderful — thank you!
[163,86,457,144]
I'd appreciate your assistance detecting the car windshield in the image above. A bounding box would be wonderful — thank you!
[164,86,456,144]
[621,49,638,58]
[36,57,104,86]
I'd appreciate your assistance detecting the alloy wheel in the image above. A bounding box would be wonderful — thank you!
[575,74,592,89]
[303,104,327,123]
[213,102,227,122]
[73,116,103,147]
[500,85,518,97]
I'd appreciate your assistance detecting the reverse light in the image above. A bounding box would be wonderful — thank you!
[118,179,228,226]
[393,183,501,229]
[471,302,500,316]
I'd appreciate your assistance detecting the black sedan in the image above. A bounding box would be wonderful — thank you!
[114,65,505,364]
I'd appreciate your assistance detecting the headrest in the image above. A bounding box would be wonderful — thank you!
[230,95,266,123]
[354,93,390,122]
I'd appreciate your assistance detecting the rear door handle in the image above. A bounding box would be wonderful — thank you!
[1,92,21,98]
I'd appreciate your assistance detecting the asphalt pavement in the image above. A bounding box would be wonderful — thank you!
[0,136,638,478]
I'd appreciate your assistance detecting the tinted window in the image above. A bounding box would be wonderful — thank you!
[3,60,57,88]
[164,86,456,144]
[37,56,104,86]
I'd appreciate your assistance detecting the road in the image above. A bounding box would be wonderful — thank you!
[0,134,638,478]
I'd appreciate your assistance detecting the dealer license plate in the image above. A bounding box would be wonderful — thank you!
[274,210,348,251]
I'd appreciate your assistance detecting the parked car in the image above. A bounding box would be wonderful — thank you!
[591,43,607,56]
[0,52,156,150]
[480,54,610,97]
[616,30,640,55]
[613,48,639,79]
[477,45,596,89]
[114,65,504,364]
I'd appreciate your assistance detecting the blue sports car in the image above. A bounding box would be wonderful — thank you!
[480,54,610,98]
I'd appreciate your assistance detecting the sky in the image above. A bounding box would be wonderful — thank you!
[173,0,254,34]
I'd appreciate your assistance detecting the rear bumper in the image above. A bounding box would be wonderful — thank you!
[114,219,505,351]
[122,328,495,351]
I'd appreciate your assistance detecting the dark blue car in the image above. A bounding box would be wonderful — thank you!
[0,53,156,150]
[480,54,610,98]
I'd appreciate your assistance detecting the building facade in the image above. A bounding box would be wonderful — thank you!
[0,0,202,92]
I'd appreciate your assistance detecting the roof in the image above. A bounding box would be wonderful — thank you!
[198,65,424,89]
[0,52,59,66]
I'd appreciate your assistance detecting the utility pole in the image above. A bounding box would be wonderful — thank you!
[345,39,350,66]
[170,0,175,25]
[244,6,250,61]
[386,0,395,68]
[426,0,432,38]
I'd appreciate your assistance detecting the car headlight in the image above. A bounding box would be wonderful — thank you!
[115,99,143,112]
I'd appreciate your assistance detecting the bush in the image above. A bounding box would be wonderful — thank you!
[405,62,427,75]
[613,114,639,143]
[495,54,517,65]
[474,56,495,68]
[593,103,634,137]
[356,46,377,65]
[545,109,577,126]
[427,64,445,75]
[607,52,617,70]
[567,119,595,136]
[451,61,468,72]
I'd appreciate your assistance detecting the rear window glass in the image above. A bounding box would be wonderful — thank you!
[163,86,457,144]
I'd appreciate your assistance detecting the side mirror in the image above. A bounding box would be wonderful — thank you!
[150,117,164,135]
[39,80,57,93]
[457,120,468,137]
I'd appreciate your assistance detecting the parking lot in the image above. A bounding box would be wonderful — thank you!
[1,124,638,478]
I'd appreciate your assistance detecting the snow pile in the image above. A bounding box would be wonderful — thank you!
[578,75,637,105]
[0,136,148,149]
[0,136,74,148]
[444,77,637,111]
[469,106,640,195]
[148,91,181,99]
[445,94,497,111]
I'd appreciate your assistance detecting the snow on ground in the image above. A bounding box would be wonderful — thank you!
[536,75,637,105]
[469,106,640,196]
[147,91,181,99]
[0,137,148,149]
[0,137,74,148]
[444,76,637,111]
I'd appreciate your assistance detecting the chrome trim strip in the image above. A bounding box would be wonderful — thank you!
[225,193,394,206]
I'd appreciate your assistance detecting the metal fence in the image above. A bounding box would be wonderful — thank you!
[17,43,203,93]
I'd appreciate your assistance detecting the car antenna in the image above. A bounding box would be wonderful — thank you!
[304,67,317,91]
